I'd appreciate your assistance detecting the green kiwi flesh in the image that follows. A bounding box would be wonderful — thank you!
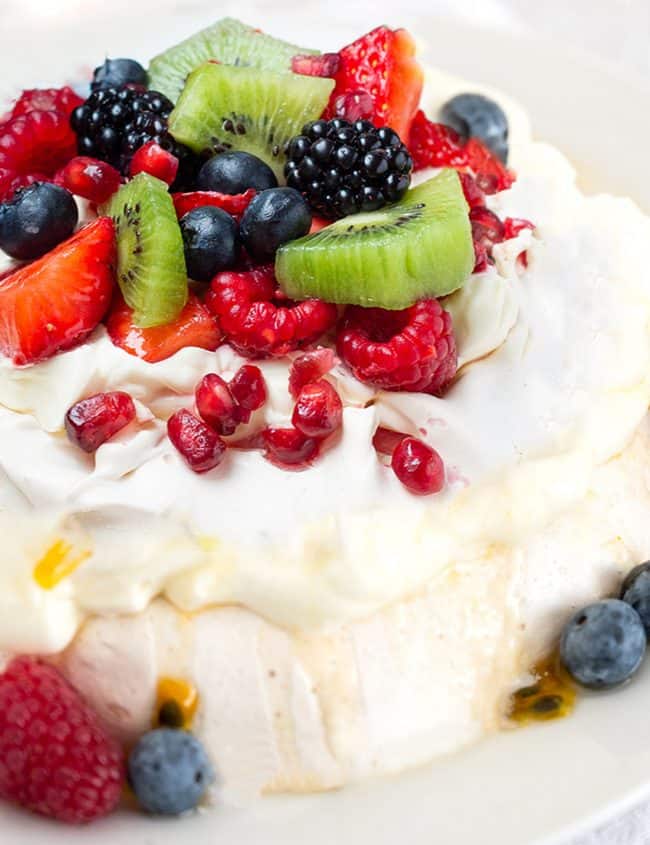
[275,170,475,309]
[101,173,188,328]
[168,63,334,181]
[148,17,319,103]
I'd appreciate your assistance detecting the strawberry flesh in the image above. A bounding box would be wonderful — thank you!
[106,293,222,363]
[0,218,116,365]
[172,189,256,221]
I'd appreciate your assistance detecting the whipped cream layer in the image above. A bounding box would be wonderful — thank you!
[1,71,650,656]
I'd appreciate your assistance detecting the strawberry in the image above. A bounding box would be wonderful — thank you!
[324,27,423,140]
[0,218,116,365]
[106,293,222,363]
[172,189,256,221]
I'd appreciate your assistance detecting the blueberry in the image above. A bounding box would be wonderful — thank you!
[0,183,78,260]
[128,728,214,815]
[197,151,278,195]
[560,599,646,689]
[180,206,239,282]
[91,58,148,92]
[439,93,509,163]
[240,187,311,262]
[621,561,650,633]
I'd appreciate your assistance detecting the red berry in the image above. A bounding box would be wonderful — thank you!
[289,348,336,398]
[10,87,83,119]
[459,172,485,209]
[167,408,226,473]
[206,266,338,359]
[262,426,320,468]
[324,27,423,140]
[331,90,375,122]
[292,379,343,438]
[65,391,136,453]
[391,437,445,495]
[503,217,535,239]
[0,218,116,365]
[0,657,124,824]
[129,141,179,185]
[195,373,238,436]
[60,156,122,203]
[172,188,256,221]
[372,426,408,456]
[470,206,506,272]
[337,300,457,395]
[408,111,469,171]
[0,110,78,200]
[464,137,515,194]
[229,364,267,412]
[291,53,340,77]
[106,293,222,363]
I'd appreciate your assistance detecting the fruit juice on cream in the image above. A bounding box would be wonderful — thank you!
[0,17,650,820]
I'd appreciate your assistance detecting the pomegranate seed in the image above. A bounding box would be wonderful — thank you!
[195,374,238,436]
[60,156,122,204]
[503,217,535,239]
[470,206,505,271]
[229,365,267,412]
[292,379,343,439]
[459,172,485,209]
[263,427,320,468]
[288,348,336,398]
[129,141,179,185]
[65,391,136,453]
[332,90,375,122]
[372,426,408,456]
[391,437,445,495]
[167,408,226,473]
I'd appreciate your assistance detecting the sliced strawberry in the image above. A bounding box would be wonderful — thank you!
[10,87,83,119]
[309,216,330,234]
[408,110,469,170]
[291,53,340,78]
[106,293,222,363]
[172,189,256,221]
[324,27,423,139]
[0,218,116,365]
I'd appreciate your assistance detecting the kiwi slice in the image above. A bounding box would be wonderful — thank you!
[149,17,319,103]
[101,173,188,327]
[168,63,334,181]
[275,170,475,309]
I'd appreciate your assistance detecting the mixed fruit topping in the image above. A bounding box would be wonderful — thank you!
[0,17,534,496]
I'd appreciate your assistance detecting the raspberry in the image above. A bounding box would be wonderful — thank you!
[0,657,124,824]
[65,391,136,453]
[464,137,514,194]
[391,436,445,495]
[206,266,338,359]
[167,408,226,473]
[292,379,343,438]
[229,365,267,416]
[0,110,77,200]
[503,217,535,239]
[337,300,457,395]
[262,426,320,468]
[408,110,468,171]
[129,141,179,185]
[59,156,122,204]
[10,87,83,119]
[288,348,336,398]
[195,374,238,436]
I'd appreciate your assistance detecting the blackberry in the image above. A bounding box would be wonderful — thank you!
[284,118,413,220]
[70,86,200,187]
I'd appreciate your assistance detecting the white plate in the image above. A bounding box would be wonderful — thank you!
[1,3,650,843]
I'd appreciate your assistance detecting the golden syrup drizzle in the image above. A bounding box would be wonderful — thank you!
[33,539,91,590]
[154,677,199,729]
[509,653,576,724]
